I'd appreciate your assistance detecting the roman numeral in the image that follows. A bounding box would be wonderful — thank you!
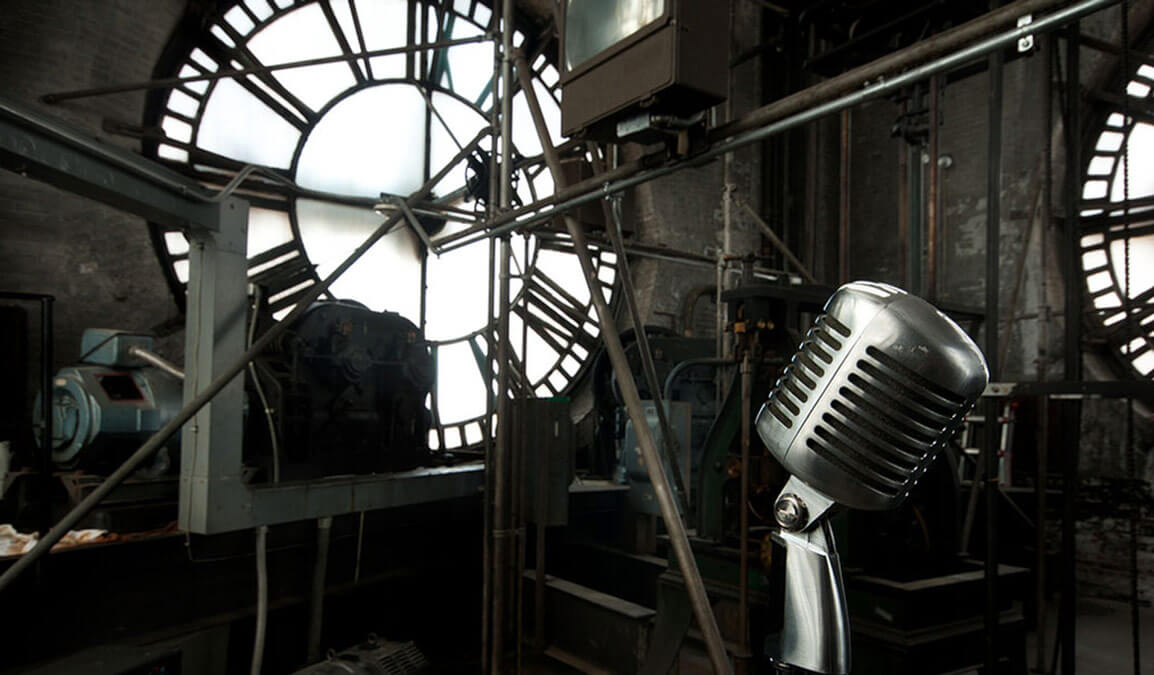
[515,272,600,357]
[319,0,367,83]
[248,241,322,313]
[201,32,315,130]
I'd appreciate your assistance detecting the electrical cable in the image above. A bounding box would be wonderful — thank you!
[251,524,269,675]
[248,285,280,484]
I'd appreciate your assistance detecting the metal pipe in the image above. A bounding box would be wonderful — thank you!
[928,75,941,300]
[1061,23,1083,675]
[481,3,501,668]
[897,109,910,288]
[40,35,490,104]
[481,234,495,675]
[491,236,511,675]
[437,0,1117,255]
[489,4,515,670]
[0,126,490,595]
[250,525,269,675]
[663,358,735,403]
[390,195,436,252]
[984,19,1004,670]
[738,354,753,652]
[591,148,690,511]
[513,51,734,675]
[39,297,54,517]
[840,110,852,284]
[1036,33,1054,672]
[713,0,1075,141]
[307,516,333,663]
[127,345,184,380]
[736,198,819,284]
[534,420,548,651]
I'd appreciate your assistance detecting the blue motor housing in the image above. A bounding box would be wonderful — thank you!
[36,330,182,468]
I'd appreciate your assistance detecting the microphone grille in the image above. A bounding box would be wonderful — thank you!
[758,282,988,511]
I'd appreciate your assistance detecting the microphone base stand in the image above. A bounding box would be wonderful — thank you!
[770,477,851,675]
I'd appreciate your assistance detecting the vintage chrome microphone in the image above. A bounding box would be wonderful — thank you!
[755,281,988,674]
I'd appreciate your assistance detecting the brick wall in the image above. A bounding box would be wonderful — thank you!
[0,0,187,420]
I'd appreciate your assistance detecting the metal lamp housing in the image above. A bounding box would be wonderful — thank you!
[559,0,728,140]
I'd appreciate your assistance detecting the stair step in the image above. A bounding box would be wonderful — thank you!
[524,571,655,674]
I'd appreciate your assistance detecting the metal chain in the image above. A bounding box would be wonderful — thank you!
[1119,3,1141,673]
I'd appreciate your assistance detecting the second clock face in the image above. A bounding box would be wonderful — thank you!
[147,0,618,450]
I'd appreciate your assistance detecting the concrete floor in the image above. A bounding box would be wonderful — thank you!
[1025,597,1154,675]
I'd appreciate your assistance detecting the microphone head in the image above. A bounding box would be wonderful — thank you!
[756,281,988,511]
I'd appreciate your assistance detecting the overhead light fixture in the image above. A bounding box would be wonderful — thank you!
[560,0,728,142]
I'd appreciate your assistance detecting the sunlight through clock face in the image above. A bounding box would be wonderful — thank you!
[1079,60,1154,379]
[147,0,617,450]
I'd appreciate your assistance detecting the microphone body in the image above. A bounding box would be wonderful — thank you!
[757,281,988,674]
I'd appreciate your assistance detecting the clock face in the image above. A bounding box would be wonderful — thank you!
[1079,59,1154,379]
[145,0,618,450]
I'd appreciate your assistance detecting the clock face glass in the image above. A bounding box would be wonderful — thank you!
[148,0,617,450]
[1079,60,1154,378]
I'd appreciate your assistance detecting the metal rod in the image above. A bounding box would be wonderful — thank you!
[1036,33,1055,673]
[591,147,690,511]
[1061,23,1083,675]
[663,358,735,403]
[513,50,733,675]
[489,3,515,670]
[481,2,501,668]
[390,195,436,252]
[928,75,941,300]
[443,0,1081,251]
[738,354,753,652]
[307,516,333,663]
[898,105,910,288]
[250,525,269,675]
[0,126,490,595]
[534,418,548,651]
[127,345,184,380]
[40,35,491,104]
[716,0,1073,140]
[39,296,54,514]
[481,234,495,675]
[984,17,1004,669]
[438,0,1118,255]
[736,198,819,284]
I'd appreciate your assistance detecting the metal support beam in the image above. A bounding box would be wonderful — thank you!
[513,51,734,675]
[1061,23,1083,675]
[436,0,1118,254]
[0,94,222,231]
[40,35,491,104]
[983,20,1004,671]
[589,147,690,513]
[490,1,516,670]
[0,118,490,592]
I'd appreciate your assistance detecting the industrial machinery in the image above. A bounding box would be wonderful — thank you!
[246,300,435,480]
[35,329,182,473]
[36,300,435,482]
[292,636,429,675]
